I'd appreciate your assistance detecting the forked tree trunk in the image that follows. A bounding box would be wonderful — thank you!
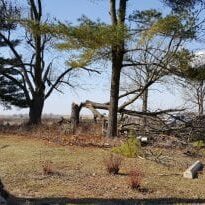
[29,93,44,124]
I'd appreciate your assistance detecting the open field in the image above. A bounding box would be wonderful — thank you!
[0,134,205,204]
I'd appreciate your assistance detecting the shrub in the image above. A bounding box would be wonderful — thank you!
[104,154,122,175]
[112,131,143,158]
[193,140,205,149]
[129,168,143,190]
[42,160,54,175]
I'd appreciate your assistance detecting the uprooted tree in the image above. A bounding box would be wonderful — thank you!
[69,99,185,135]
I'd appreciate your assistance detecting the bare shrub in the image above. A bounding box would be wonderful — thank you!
[76,122,102,136]
[129,168,143,190]
[104,154,122,175]
[42,160,54,175]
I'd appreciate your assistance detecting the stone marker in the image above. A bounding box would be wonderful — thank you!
[183,160,203,179]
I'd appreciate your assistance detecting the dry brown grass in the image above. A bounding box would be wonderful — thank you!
[0,134,205,204]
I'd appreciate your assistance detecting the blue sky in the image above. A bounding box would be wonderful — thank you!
[44,0,168,23]
[0,0,194,115]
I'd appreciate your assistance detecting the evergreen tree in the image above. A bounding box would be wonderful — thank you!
[0,0,27,108]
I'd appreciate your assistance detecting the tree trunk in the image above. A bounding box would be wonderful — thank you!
[198,96,204,116]
[107,66,121,137]
[29,93,44,124]
[197,80,204,116]
[27,0,45,125]
[70,102,81,133]
[142,88,148,127]
[106,0,127,138]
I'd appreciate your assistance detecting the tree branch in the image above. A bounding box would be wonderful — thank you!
[45,67,73,99]
[110,0,117,25]
[0,32,35,95]
[119,80,155,110]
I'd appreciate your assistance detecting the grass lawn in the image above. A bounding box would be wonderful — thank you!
[0,134,205,204]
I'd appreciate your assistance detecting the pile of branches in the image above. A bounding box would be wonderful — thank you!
[70,98,205,144]
[171,115,205,141]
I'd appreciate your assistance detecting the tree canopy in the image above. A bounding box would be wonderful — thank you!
[0,0,28,108]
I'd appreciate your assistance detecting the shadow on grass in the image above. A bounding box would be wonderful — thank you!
[7,196,205,205]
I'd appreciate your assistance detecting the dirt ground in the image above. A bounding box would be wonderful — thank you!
[0,134,205,205]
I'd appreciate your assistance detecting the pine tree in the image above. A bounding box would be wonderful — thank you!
[0,0,28,108]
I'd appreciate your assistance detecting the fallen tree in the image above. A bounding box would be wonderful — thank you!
[70,99,184,134]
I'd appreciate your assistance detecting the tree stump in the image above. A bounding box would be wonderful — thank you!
[70,103,81,134]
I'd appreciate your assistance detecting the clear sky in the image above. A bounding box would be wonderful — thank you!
[0,0,197,115]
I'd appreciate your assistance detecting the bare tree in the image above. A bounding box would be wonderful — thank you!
[179,50,205,116]
[121,34,183,126]
[182,79,205,115]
